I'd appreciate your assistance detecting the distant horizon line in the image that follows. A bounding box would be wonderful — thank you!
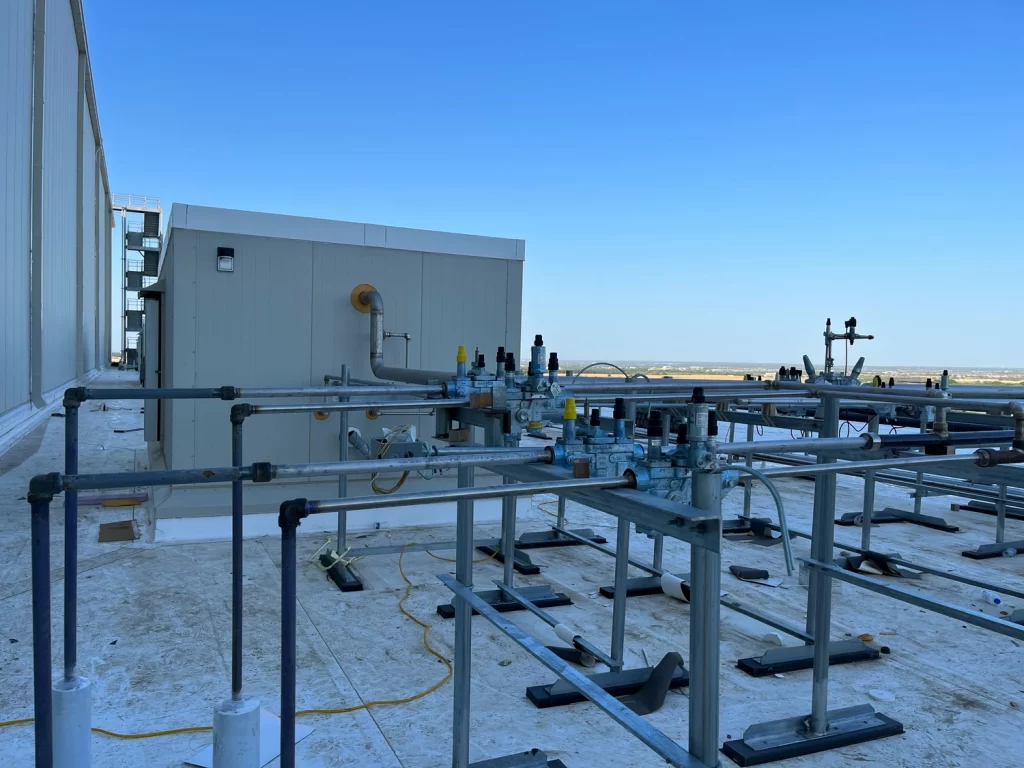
[535,359,1024,372]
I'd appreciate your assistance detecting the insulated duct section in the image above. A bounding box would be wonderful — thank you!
[359,289,455,385]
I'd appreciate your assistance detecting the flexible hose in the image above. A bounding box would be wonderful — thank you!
[719,464,795,575]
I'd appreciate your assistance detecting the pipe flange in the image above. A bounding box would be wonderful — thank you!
[350,283,377,313]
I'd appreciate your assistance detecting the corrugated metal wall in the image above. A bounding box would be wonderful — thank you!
[0,0,33,416]
[0,1,112,439]
[80,102,97,374]
[41,0,79,393]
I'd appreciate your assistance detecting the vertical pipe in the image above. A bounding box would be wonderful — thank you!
[652,534,665,571]
[996,484,1008,545]
[63,403,79,680]
[501,480,516,587]
[279,517,298,768]
[452,464,475,768]
[742,423,754,519]
[610,517,630,672]
[336,365,350,550]
[31,497,53,768]
[913,414,927,516]
[231,418,244,699]
[688,470,722,767]
[809,398,840,734]
[860,415,880,550]
[555,495,566,530]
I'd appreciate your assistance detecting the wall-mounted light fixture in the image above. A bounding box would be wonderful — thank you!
[216,246,235,272]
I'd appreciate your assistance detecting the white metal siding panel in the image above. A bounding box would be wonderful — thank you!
[419,252,512,374]
[159,236,176,461]
[0,0,33,416]
[309,242,425,463]
[41,0,79,392]
[80,110,96,373]
[190,231,314,469]
[166,229,197,468]
[504,261,524,356]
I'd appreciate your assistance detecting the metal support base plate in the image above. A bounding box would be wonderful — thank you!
[836,507,958,533]
[515,528,608,549]
[961,501,1024,523]
[721,704,903,766]
[437,584,572,619]
[737,639,879,677]
[319,555,364,592]
[596,573,687,599]
[526,653,688,710]
[961,538,1024,559]
[475,545,541,575]
[470,749,567,768]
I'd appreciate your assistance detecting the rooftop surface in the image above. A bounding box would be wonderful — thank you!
[1,369,1022,767]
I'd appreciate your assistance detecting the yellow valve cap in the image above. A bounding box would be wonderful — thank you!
[563,397,577,421]
[528,421,545,429]
[456,345,467,363]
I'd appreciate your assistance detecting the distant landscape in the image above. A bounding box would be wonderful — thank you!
[560,361,1024,386]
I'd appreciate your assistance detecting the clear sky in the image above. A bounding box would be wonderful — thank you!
[86,1,1024,368]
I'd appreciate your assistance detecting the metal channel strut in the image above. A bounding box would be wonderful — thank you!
[439,575,709,768]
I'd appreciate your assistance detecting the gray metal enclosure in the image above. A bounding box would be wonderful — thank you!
[151,204,524,520]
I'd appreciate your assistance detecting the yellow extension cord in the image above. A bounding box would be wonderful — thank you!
[0,544,453,740]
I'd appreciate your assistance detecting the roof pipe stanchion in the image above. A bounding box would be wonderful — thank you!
[213,404,260,768]
[278,499,308,768]
[29,476,55,768]
[54,391,91,768]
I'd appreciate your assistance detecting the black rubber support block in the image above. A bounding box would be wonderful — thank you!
[475,545,541,575]
[320,556,364,592]
[526,660,688,709]
[437,587,572,620]
[515,528,608,549]
[737,643,880,677]
[597,575,666,599]
[720,714,904,766]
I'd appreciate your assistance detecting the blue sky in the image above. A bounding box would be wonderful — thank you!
[86,1,1024,368]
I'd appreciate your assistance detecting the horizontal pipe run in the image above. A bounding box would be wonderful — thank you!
[274,450,553,482]
[60,449,552,493]
[802,559,1024,642]
[756,453,984,479]
[568,379,767,393]
[439,575,703,768]
[491,580,618,668]
[879,430,1015,448]
[716,436,871,455]
[251,398,468,415]
[83,387,226,400]
[239,384,445,398]
[307,476,630,514]
[772,381,1023,415]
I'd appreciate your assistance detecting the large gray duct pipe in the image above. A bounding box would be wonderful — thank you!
[360,290,455,385]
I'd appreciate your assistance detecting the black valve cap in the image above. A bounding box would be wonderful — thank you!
[476,353,486,369]
[590,408,601,427]
[889,377,896,387]
[613,398,626,420]
[548,352,559,371]
[778,365,787,376]
[789,366,799,377]
[527,361,534,376]
[692,386,706,404]
[926,378,933,389]
[708,411,719,437]
[533,334,544,347]
[943,369,949,376]
[647,410,663,437]
[676,423,688,444]
[496,346,505,364]
[505,352,516,372]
